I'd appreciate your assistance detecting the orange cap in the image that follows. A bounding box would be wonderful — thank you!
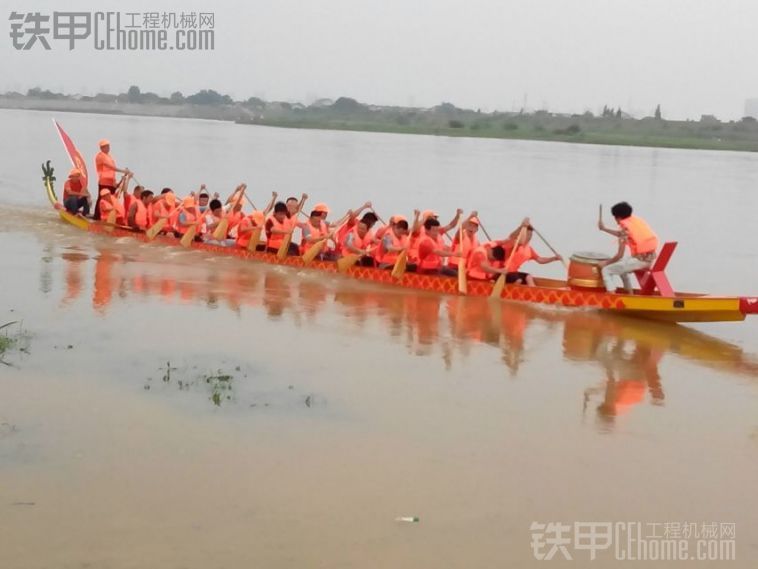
[469,216,480,225]
[182,196,195,208]
[313,203,329,214]
[69,168,81,178]
[421,209,438,221]
[165,193,176,207]
[99,188,110,197]
[98,139,110,147]
[390,214,407,224]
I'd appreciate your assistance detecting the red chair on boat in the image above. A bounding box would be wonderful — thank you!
[634,241,677,297]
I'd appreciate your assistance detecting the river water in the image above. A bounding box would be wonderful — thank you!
[0,109,756,568]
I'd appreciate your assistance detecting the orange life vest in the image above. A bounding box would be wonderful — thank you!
[466,245,493,280]
[376,230,408,264]
[266,215,290,249]
[417,235,442,271]
[99,196,125,224]
[152,201,176,231]
[175,209,198,235]
[619,215,658,255]
[449,231,479,268]
[132,200,149,230]
[340,225,373,255]
[505,244,536,272]
[300,219,328,255]
[409,226,445,262]
[235,214,261,248]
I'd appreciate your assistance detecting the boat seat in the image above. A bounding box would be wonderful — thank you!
[634,241,677,297]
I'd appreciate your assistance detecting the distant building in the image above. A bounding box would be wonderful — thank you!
[744,99,758,119]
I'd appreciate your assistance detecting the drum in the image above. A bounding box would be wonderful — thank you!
[568,251,610,291]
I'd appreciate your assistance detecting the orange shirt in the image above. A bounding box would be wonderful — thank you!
[63,178,84,200]
[95,151,116,186]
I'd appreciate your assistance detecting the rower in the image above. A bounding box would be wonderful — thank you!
[127,189,155,231]
[150,188,177,234]
[98,187,126,225]
[203,199,228,243]
[93,139,131,219]
[597,202,659,293]
[416,218,462,276]
[466,243,508,280]
[339,212,378,266]
[300,203,332,260]
[503,218,563,286]
[236,210,266,250]
[449,211,480,273]
[176,196,201,239]
[266,201,297,255]
[376,217,410,269]
[197,188,210,212]
[124,184,143,217]
[408,208,463,263]
[62,168,90,217]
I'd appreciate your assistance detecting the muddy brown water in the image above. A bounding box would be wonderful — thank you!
[1,109,757,567]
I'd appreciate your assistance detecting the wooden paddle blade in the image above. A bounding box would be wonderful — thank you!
[247,226,262,252]
[337,254,360,273]
[180,225,197,248]
[145,218,167,241]
[390,250,407,280]
[276,234,292,259]
[490,273,505,299]
[212,218,229,241]
[457,265,468,295]
[302,239,326,265]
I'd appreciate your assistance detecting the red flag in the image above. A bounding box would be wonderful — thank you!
[53,120,89,191]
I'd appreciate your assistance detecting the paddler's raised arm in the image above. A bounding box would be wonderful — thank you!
[410,209,423,234]
[263,191,278,215]
[297,192,309,214]
[441,208,464,233]
[598,217,623,237]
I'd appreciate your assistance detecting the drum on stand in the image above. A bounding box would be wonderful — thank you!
[567,251,610,291]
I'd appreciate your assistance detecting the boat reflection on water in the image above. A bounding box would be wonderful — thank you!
[55,243,758,417]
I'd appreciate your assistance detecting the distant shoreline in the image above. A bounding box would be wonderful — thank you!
[5,95,758,153]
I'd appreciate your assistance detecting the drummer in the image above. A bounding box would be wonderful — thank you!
[597,202,659,293]
[503,218,563,285]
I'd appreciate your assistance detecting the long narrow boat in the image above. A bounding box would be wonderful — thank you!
[43,165,758,324]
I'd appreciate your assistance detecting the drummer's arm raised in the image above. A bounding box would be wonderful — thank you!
[598,217,622,237]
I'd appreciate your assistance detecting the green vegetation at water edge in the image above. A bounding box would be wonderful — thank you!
[7,86,758,152]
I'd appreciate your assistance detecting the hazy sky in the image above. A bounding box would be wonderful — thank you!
[2,0,757,119]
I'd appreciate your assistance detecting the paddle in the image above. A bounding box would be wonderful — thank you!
[457,224,467,294]
[180,223,199,248]
[145,217,168,240]
[246,226,263,252]
[301,238,327,265]
[212,184,246,241]
[478,219,494,242]
[490,225,527,299]
[391,249,408,279]
[532,227,567,269]
[337,254,361,273]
